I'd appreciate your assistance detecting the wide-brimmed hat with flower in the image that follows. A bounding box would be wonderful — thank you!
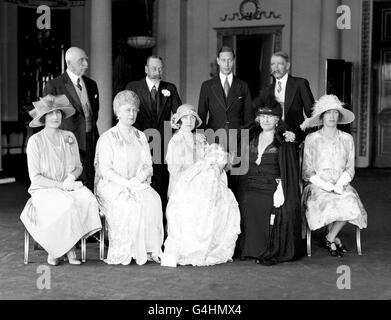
[300,94,355,130]
[171,104,202,129]
[29,94,75,128]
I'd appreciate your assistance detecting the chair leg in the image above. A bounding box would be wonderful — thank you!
[306,225,311,257]
[81,237,86,262]
[24,229,29,264]
[356,226,362,255]
[100,218,105,261]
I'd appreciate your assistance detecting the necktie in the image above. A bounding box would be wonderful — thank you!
[224,77,230,98]
[276,81,282,94]
[76,78,82,91]
[151,85,157,101]
[151,85,158,115]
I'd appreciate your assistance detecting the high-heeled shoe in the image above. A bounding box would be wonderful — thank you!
[47,255,59,266]
[325,237,343,257]
[66,248,81,265]
[335,237,348,253]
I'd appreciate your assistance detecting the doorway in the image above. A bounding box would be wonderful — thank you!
[372,1,391,167]
[215,26,283,99]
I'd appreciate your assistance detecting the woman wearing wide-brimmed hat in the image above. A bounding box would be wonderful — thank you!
[161,104,241,267]
[301,94,367,257]
[20,94,102,266]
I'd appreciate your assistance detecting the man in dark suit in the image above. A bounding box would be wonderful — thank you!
[257,51,314,144]
[198,46,253,260]
[43,47,99,191]
[126,55,182,217]
[198,46,253,139]
[198,46,253,190]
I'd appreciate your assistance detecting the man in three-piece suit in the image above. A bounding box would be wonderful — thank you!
[43,47,100,192]
[257,51,314,144]
[126,56,182,217]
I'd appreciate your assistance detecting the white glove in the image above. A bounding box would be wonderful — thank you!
[73,181,83,190]
[273,180,285,208]
[334,172,351,194]
[62,174,76,191]
[309,175,334,192]
[126,177,148,191]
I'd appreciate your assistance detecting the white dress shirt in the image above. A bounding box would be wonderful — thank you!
[219,72,233,88]
[146,76,160,92]
[274,72,288,104]
[67,69,85,91]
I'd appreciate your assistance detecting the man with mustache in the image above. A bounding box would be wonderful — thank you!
[125,56,182,223]
[257,51,314,144]
[43,47,100,192]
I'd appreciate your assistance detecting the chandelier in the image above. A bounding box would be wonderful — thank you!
[127,0,156,49]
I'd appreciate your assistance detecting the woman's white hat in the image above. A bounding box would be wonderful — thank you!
[171,104,202,129]
[29,94,75,128]
[300,94,355,130]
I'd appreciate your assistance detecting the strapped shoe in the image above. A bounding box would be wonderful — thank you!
[325,237,343,257]
[335,237,348,253]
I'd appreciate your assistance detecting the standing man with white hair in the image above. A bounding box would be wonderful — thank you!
[44,47,100,192]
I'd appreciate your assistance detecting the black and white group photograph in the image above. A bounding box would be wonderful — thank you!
[0,0,390,311]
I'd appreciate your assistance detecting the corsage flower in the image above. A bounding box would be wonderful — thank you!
[162,89,171,97]
[170,114,180,129]
[65,135,75,145]
[283,131,296,143]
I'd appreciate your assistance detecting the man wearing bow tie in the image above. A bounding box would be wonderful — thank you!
[126,56,182,218]
[257,51,314,144]
[43,46,100,192]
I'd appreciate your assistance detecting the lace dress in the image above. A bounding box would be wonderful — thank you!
[94,125,164,265]
[162,131,241,266]
[302,129,368,231]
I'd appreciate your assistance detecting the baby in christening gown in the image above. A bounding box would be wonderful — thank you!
[161,104,241,267]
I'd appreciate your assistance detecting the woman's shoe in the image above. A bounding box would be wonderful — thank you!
[47,255,59,266]
[147,253,161,263]
[66,248,81,265]
[335,237,348,253]
[325,238,343,257]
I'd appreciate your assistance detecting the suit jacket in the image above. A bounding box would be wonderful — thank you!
[198,76,253,132]
[43,72,100,152]
[125,79,182,137]
[257,75,314,143]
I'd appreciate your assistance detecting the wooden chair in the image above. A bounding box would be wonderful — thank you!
[298,142,363,257]
[306,224,362,256]
[24,215,106,264]
[81,214,106,262]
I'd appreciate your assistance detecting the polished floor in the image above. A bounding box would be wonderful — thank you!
[0,155,390,300]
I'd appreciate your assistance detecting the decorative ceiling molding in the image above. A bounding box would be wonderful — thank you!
[4,0,85,8]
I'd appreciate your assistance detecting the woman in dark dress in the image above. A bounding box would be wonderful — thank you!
[237,96,304,265]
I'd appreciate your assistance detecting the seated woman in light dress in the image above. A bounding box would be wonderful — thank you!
[161,104,241,267]
[94,90,163,265]
[20,94,102,266]
[301,94,367,257]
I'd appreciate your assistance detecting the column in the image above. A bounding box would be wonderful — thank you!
[0,1,4,171]
[318,0,341,95]
[90,0,112,134]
